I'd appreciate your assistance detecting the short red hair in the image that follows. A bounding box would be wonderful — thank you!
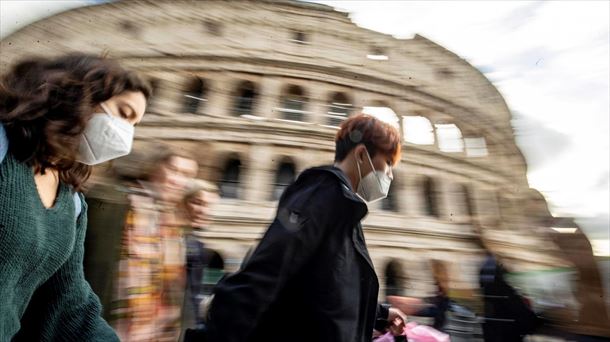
[335,114,401,165]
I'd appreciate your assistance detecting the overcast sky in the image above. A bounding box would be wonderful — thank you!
[1,0,608,255]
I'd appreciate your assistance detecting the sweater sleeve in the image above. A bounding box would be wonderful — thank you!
[13,194,119,342]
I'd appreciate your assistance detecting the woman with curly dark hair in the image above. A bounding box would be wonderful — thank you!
[0,53,151,341]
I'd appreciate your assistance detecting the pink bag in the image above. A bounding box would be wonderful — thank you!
[374,321,451,342]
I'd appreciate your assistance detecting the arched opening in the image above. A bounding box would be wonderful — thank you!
[450,183,474,218]
[182,77,207,114]
[279,85,308,121]
[202,249,225,295]
[233,80,258,117]
[461,184,474,217]
[384,259,404,297]
[326,92,352,126]
[204,249,225,270]
[367,46,389,61]
[204,20,223,36]
[381,181,399,212]
[402,116,435,145]
[272,159,296,201]
[423,176,439,218]
[290,30,308,44]
[219,157,241,199]
[435,123,464,153]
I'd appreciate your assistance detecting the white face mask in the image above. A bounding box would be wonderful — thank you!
[76,103,135,165]
[355,149,392,203]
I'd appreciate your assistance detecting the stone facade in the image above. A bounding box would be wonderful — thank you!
[0,0,568,301]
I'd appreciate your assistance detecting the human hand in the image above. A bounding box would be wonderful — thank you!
[387,307,407,336]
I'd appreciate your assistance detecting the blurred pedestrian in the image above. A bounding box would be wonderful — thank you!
[386,260,450,332]
[86,143,198,341]
[181,180,219,329]
[418,260,451,331]
[0,53,150,340]
[479,250,541,342]
[205,113,405,342]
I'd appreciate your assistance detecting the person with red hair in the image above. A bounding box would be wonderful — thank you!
[204,114,403,342]
[334,113,401,203]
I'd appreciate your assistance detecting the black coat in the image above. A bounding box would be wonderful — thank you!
[206,166,386,342]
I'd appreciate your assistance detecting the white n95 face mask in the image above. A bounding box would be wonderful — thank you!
[76,103,134,165]
[355,149,392,203]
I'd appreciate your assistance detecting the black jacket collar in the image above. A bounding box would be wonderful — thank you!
[299,165,368,220]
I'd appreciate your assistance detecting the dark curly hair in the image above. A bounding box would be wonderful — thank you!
[0,53,151,190]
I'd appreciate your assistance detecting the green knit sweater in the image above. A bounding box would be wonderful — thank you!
[0,152,119,340]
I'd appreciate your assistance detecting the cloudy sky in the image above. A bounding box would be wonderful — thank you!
[1,1,608,254]
[309,1,609,255]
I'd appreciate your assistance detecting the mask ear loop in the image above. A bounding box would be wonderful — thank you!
[354,150,367,199]
[355,150,363,179]
[364,148,383,189]
[99,102,113,117]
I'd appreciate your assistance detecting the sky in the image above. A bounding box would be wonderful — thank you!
[308,0,610,255]
[1,0,608,255]
[305,1,610,255]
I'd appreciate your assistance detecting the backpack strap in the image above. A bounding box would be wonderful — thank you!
[0,123,8,163]
[73,192,82,220]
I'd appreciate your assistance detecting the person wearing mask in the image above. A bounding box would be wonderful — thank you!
[97,143,198,341]
[0,53,150,340]
[205,113,405,342]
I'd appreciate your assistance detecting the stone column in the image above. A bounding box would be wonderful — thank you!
[256,77,283,119]
[156,73,188,115]
[444,180,456,221]
[403,173,422,217]
[308,83,329,125]
[473,188,499,226]
[437,177,454,221]
[242,144,274,202]
[205,75,235,117]
[146,76,172,115]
